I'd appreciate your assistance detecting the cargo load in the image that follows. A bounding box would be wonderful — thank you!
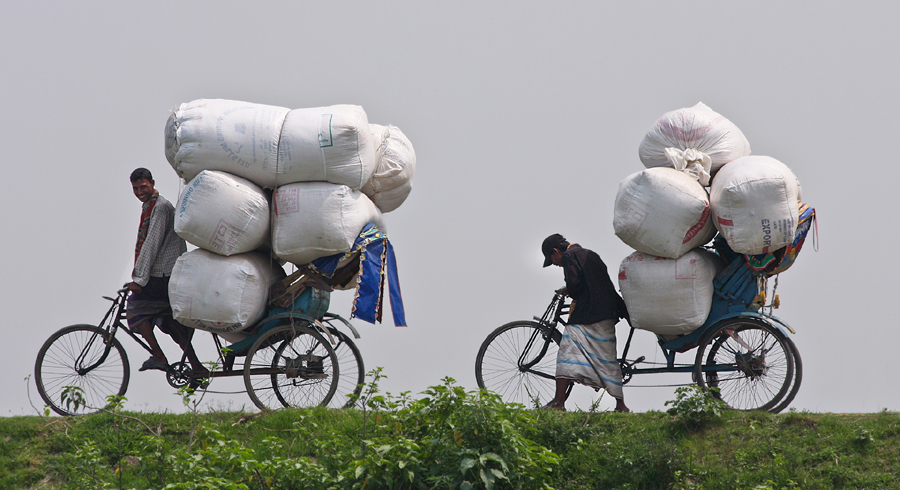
[165,99,376,190]
[638,102,752,182]
[169,249,286,333]
[272,182,383,266]
[710,155,801,255]
[617,249,723,335]
[613,167,716,259]
[174,170,270,256]
[361,124,416,213]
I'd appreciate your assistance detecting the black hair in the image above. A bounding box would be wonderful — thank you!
[130,167,153,183]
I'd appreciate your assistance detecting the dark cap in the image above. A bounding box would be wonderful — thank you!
[541,233,567,267]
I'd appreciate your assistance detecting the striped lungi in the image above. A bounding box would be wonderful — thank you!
[556,319,624,399]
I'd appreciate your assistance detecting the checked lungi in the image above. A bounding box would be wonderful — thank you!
[556,319,624,399]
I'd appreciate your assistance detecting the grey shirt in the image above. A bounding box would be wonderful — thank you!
[132,194,187,286]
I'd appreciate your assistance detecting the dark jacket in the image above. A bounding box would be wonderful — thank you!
[562,244,626,325]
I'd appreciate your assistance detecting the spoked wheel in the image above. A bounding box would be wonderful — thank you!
[35,325,130,416]
[322,326,364,408]
[243,323,339,410]
[475,321,561,407]
[694,318,796,412]
[770,336,803,414]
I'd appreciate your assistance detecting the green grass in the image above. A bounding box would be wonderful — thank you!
[2,398,900,489]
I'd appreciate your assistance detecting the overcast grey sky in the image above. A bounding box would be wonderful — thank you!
[3,2,898,415]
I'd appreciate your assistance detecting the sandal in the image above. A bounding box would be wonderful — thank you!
[139,357,169,372]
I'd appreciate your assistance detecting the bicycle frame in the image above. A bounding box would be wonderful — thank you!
[75,288,154,376]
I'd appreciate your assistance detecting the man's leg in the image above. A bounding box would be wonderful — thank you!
[164,322,209,376]
[133,320,169,366]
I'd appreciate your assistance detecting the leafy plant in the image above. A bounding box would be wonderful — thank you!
[665,385,727,430]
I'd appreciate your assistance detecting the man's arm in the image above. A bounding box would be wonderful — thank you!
[132,205,168,287]
[562,255,585,297]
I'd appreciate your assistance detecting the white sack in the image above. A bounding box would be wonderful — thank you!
[169,250,286,333]
[614,167,716,259]
[638,102,752,180]
[361,124,416,213]
[166,99,290,187]
[618,249,723,335]
[277,105,376,190]
[166,99,376,189]
[272,182,383,266]
[175,170,270,256]
[710,155,800,255]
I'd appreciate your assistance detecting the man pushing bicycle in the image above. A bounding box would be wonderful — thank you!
[541,233,630,413]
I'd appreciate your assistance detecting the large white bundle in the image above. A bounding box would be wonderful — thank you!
[165,99,289,187]
[169,250,286,333]
[165,99,376,189]
[361,124,416,213]
[272,182,383,266]
[618,249,723,335]
[710,155,800,255]
[638,102,751,183]
[174,170,270,256]
[613,167,716,259]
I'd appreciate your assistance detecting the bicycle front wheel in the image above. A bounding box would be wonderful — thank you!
[694,318,795,412]
[35,325,130,416]
[475,321,561,407]
[243,324,339,410]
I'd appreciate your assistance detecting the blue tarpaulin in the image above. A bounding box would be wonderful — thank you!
[311,223,407,327]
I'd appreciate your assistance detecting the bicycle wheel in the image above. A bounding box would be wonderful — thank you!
[475,321,561,407]
[770,336,803,414]
[35,325,130,416]
[694,318,794,412]
[243,323,339,410]
[323,326,364,409]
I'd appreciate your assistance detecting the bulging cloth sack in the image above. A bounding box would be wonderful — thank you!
[710,155,800,255]
[361,124,416,213]
[165,99,376,189]
[169,250,286,333]
[618,249,723,335]
[638,102,752,183]
[175,170,270,256]
[614,167,716,259]
[272,182,383,266]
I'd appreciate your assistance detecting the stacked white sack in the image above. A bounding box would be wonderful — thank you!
[618,249,723,335]
[273,182,383,266]
[175,170,270,256]
[638,102,751,184]
[614,167,716,259]
[362,124,416,213]
[169,250,286,333]
[165,99,376,190]
[710,156,800,255]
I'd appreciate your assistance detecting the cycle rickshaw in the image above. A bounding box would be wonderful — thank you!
[476,210,815,413]
[34,283,364,416]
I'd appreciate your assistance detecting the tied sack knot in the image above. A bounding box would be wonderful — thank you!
[665,147,711,186]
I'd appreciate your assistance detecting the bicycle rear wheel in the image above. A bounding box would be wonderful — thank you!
[35,325,130,416]
[694,318,795,412]
[475,321,561,407]
[243,323,339,410]
[323,326,364,409]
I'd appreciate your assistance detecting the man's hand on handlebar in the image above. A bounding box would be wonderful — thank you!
[126,282,142,295]
[555,287,568,296]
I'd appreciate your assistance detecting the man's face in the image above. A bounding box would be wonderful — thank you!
[550,248,564,267]
[132,178,155,203]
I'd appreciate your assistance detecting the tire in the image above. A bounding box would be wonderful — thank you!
[694,318,794,412]
[323,326,364,409]
[35,325,130,416]
[475,321,561,407]
[243,323,339,410]
[769,336,803,414]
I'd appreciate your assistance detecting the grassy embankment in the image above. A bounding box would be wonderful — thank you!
[2,383,899,489]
